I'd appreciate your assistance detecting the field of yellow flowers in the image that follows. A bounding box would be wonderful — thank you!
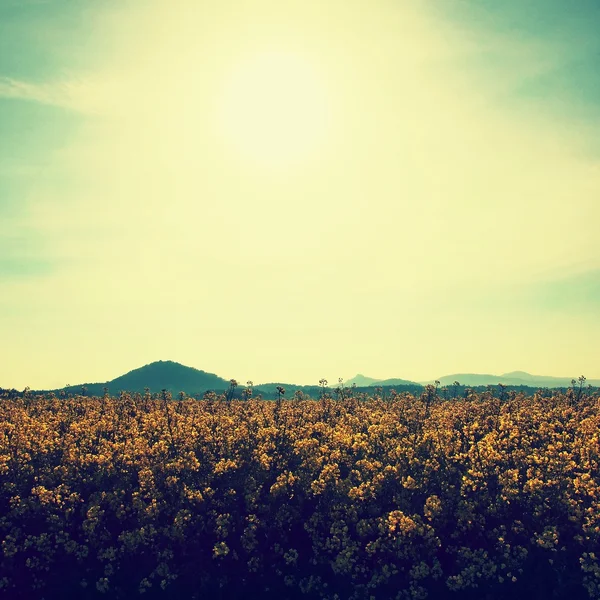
[1,387,599,600]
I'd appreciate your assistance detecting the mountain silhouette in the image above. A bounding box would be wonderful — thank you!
[375,377,421,387]
[56,360,230,396]
[344,374,385,387]
[346,371,599,389]
[344,374,418,387]
[37,364,599,398]
[430,372,599,388]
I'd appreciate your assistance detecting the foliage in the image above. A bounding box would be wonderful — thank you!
[0,388,599,599]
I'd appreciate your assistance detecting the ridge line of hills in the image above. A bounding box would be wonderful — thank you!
[346,371,600,389]
[10,360,599,398]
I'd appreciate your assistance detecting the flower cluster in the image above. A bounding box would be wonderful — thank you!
[0,388,599,599]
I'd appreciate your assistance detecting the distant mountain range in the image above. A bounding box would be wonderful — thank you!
[426,371,600,388]
[22,362,599,397]
[349,371,600,389]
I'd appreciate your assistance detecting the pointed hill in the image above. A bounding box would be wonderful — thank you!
[344,374,383,387]
[344,374,420,387]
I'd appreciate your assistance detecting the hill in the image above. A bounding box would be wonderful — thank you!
[432,371,600,388]
[33,364,599,399]
[345,371,600,390]
[55,360,230,396]
[344,374,383,387]
[375,377,421,387]
[344,374,419,387]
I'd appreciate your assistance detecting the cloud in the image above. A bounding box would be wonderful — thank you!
[0,76,73,109]
[0,75,125,115]
[3,0,600,289]
[423,1,600,137]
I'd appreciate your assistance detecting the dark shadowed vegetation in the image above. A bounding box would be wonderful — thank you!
[1,387,599,599]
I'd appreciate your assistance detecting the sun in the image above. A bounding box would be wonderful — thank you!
[217,50,331,169]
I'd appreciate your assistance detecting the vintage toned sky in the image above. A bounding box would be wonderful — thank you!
[1,0,599,389]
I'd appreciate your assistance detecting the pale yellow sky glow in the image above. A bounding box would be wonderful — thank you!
[217,49,332,169]
[1,0,599,389]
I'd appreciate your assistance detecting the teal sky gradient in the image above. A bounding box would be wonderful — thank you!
[1,0,599,389]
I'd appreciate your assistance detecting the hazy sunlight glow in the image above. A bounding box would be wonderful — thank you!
[1,0,600,389]
[217,51,330,168]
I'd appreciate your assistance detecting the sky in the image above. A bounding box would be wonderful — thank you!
[1,0,599,389]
